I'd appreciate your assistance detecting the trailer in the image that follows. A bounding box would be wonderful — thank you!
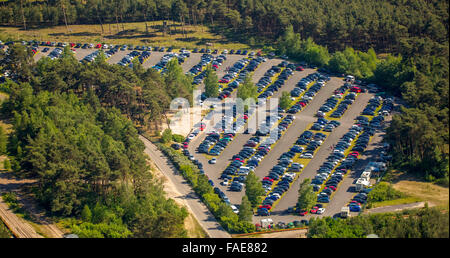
[355,178,370,192]
[340,207,350,218]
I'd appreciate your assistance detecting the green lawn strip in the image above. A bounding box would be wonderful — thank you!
[368,197,423,208]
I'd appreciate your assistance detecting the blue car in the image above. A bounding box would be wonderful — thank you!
[349,205,361,212]
[208,180,214,186]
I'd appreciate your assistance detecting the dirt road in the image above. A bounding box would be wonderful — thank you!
[0,171,64,238]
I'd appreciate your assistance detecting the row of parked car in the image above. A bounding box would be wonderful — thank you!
[256,73,335,216]
[314,125,365,204]
[220,113,290,193]
[48,48,63,60]
[313,96,387,209]
[287,73,329,114]
[152,52,189,73]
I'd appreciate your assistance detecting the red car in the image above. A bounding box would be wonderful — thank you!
[299,210,308,216]
[350,201,361,206]
[328,186,337,191]
[70,43,75,47]
[212,64,218,69]
[95,43,102,48]
[243,114,249,120]
[200,123,206,131]
[349,151,359,156]
[219,79,229,83]
[259,204,272,210]
[234,158,244,162]
[263,177,274,182]
[350,86,361,93]
[310,207,319,214]
[296,66,304,71]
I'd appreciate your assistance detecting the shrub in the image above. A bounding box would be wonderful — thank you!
[172,134,185,143]
[367,182,405,203]
[161,129,172,143]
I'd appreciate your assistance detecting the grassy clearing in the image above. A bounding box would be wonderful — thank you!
[390,171,449,208]
[0,21,250,51]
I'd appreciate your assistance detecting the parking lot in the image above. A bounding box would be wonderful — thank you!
[184,62,391,226]
[30,44,390,227]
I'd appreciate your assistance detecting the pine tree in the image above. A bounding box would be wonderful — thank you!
[238,195,253,222]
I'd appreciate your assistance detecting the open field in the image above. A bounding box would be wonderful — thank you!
[0,21,250,51]
[390,171,449,208]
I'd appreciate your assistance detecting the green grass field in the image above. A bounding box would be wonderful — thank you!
[0,21,250,51]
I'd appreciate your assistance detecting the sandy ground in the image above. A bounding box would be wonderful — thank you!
[148,160,207,238]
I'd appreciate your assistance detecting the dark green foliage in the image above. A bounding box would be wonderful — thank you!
[172,134,185,143]
[3,159,11,171]
[0,126,7,155]
[308,207,449,238]
[161,128,172,143]
[204,65,219,98]
[279,91,291,111]
[1,85,188,238]
[81,204,92,223]
[238,195,253,222]
[296,178,316,211]
[245,171,265,208]
[0,220,12,238]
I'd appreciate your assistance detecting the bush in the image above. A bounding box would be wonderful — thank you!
[172,134,185,143]
[161,129,172,143]
[3,159,11,171]
[435,176,449,187]
[367,182,405,203]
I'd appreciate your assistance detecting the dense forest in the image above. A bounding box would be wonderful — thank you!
[0,0,448,182]
[307,206,449,238]
[0,45,192,237]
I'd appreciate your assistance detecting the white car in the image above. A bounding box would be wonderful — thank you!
[209,158,217,164]
[230,205,239,214]
[301,153,314,159]
[221,179,229,186]
[316,208,325,214]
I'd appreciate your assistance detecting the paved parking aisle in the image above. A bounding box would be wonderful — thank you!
[142,51,168,69]
[188,68,319,205]
[106,49,131,65]
[33,46,51,62]
[74,48,96,61]
[181,52,202,73]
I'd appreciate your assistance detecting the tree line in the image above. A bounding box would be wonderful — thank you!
[0,1,447,53]
[307,206,449,238]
